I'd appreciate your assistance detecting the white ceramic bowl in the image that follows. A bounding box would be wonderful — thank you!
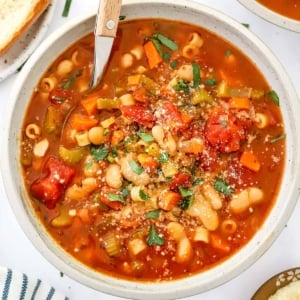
[238,0,300,32]
[2,0,300,299]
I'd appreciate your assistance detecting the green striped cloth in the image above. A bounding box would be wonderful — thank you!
[0,266,69,300]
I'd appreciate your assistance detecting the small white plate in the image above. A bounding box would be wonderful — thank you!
[238,0,300,32]
[0,1,57,82]
[0,266,68,300]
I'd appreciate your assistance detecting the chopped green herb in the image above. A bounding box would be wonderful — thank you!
[85,161,93,169]
[60,271,64,277]
[205,78,217,86]
[268,90,280,106]
[16,59,28,72]
[61,69,82,89]
[111,146,118,157]
[214,178,233,196]
[129,160,144,175]
[242,23,250,28]
[179,197,193,210]
[154,33,179,51]
[137,131,154,142]
[192,178,204,186]
[173,79,190,94]
[90,144,109,161]
[192,62,201,88]
[145,209,161,219]
[119,15,126,20]
[121,187,130,198]
[147,224,164,246]
[151,38,163,57]
[162,52,171,61]
[139,188,149,200]
[62,0,72,17]
[170,61,178,69]
[220,120,228,127]
[108,193,125,203]
[179,187,193,198]
[270,133,286,143]
[158,152,169,163]
[225,50,232,57]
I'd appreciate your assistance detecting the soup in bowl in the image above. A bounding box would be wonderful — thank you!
[2,0,300,299]
[238,0,300,32]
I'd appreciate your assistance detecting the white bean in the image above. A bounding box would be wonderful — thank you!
[120,154,150,186]
[105,164,123,189]
[33,138,49,157]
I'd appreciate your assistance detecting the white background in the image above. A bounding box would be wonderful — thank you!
[0,0,300,299]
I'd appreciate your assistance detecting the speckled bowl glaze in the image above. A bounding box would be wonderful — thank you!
[238,0,300,32]
[2,0,300,299]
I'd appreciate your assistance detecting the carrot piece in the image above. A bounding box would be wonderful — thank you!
[70,113,98,131]
[81,95,98,116]
[158,191,181,211]
[133,87,151,103]
[181,112,194,124]
[240,150,261,172]
[77,208,91,223]
[111,129,125,146]
[229,97,251,110]
[143,40,163,69]
[210,232,231,253]
[137,153,159,172]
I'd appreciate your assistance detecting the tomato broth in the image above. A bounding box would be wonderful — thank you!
[21,19,285,281]
[257,0,300,21]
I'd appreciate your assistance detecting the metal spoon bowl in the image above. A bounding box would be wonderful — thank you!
[90,0,122,88]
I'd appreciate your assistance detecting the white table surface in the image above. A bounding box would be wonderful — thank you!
[0,1,299,299]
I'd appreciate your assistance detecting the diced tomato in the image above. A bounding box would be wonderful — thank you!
[49,88,74,105]
[226,157,257,189]
[204,107,245,153]
[132,87,152,103]
[199,144,219,172]
[30,177,62,209]
[156,101,192,134]
[169,173,192,191]
[30,157,75,209]
[120,105,156,128]
[100,186,124,211]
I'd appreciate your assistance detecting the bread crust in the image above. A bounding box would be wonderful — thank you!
[0,0,51,56]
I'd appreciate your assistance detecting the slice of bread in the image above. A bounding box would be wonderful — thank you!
[0,0,51,55]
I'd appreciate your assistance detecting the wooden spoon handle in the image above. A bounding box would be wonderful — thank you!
[95,0,122,37]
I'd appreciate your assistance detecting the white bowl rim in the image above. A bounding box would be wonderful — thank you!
[2,0,300,299]
[238,0,300,32]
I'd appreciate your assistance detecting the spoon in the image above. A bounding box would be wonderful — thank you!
[90,0,122,88]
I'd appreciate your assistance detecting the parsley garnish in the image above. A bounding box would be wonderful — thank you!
[145,209,161,219]
[205,78,217,86]
[153,33,179,51]
[225,50,232,57]
[214,178,233,196]
[108,193,125,203]
[270,133,286,143]
[268,90,280,106]
[139,188,149,200]
[90,144,109,161]
[173,79,190,94]
[62,0,72,17]
[192,62,201,88]
[61,69,82,89]
[179,187,193,198]
[129,160,144,175]
[137,131,154,142]
[158,152,169,163]
[147,224,164,246]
